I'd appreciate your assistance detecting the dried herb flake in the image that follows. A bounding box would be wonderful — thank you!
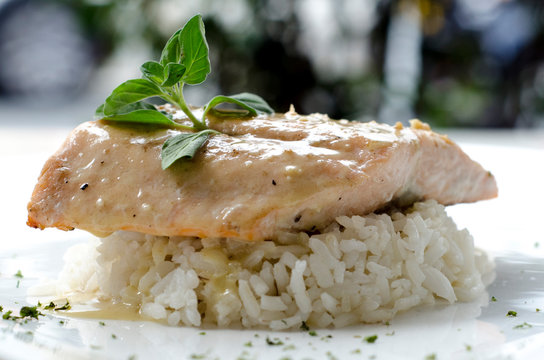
[364,335,378,343]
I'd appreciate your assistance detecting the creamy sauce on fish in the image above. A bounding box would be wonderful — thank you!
[27,109,497,241]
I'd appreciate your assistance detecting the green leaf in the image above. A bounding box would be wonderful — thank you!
[99,102,178,127]
[111,100,157,114]
[161,129,218,169]
[98,100,158,119]
[180,14,210,85]
[159,29,182,66]
[95,103,105,118]
[101,110,176,127]
[231,93,274,114]
[103,79,163,115]
[202,92,274,120]
[141,61,164,84]
[162,63,186,87]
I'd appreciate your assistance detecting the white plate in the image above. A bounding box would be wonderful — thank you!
[1,130,543,360]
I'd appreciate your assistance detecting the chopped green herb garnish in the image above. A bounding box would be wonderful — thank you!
[465,344,472,351]
[300,321,310,331]
[244,341,252,347]
[308,330,317,336]
[0,305,3,312]
[236,350,251,360]
[537,308,541,312]
[96,14,273,170]
[14,270,23,278]
[513,322,533,329]
[55,301,71,311]
[199,331,206,335]
[364,335,378,343]
[99,321,106,326]
[282,344,296,351]
[351,349,361,354]
[2,310,13,320]
[507,310,518,317]
[16,280,20,288]
[44,302,56,310]
[189,354,206,360]
[265,337,284,346]
[59,320,65,325]
[425,354,437,360]
[326,351,338,360]
[19,306,42,319]
[319,334,333,342]
[2,305,45,321]
[491,296,497,302]
[43,301,71,311]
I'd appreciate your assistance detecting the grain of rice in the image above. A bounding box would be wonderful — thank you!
[238,279,260,318]
[260,295,287,311]
[249,275,269,296]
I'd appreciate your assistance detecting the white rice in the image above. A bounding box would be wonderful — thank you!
[52,200,494,329]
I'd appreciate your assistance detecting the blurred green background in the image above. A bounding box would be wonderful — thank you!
[0,0,543,128]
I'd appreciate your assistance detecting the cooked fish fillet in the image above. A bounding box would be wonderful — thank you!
[27,108,497,241]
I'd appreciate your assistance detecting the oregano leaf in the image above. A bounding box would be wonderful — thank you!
[162,63,186,87]
[159,29,182,66]
[96,101,157,120]
[103,79,163,116]
[100,110,176,127]
[161,129,218,169]
[141,61,165,84]
[202,93,274,121]
[180,15,210,85]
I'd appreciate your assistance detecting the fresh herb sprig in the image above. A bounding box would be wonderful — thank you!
[96,14,273,169]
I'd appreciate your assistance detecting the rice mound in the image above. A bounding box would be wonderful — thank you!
[56,200,494,329]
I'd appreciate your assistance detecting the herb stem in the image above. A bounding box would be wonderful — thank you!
[175,84,207,131]
[171,122,199,131]
[158,88,203,132]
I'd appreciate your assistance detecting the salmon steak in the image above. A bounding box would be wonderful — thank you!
[27,108,497,241]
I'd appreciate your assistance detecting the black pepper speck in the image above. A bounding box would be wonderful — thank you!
[272,180,277,186]
[80,183,89,190]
